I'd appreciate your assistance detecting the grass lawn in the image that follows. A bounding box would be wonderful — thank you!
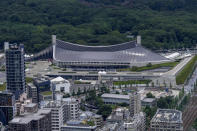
[118,61,179,72]
[113,80,151,85]
[176,55,197,85]
[26,77,33,83]
[74,81,91,84]
[0,83,6,91]
[41,91,52,96]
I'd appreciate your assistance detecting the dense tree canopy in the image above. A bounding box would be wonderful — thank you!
[0,0,196,53]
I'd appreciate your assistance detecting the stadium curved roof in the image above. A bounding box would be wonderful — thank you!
[53,39,170,64]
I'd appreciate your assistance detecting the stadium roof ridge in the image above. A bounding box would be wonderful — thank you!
[56,39,137,52]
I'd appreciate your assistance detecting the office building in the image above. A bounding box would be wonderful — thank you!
[0,91,16,125]
[27,83,39,104]
[4,43,25,99]
[8,107,51,131]
[129,92,141,117]
[43,101,65,131]
[150,109,183,131]
[63,98,79,121]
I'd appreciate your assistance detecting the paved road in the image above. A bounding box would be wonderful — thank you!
[164,56,193,76]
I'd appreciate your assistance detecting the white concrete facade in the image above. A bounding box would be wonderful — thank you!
[51,77,71,94]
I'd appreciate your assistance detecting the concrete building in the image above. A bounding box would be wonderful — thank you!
[63,98,79,121]
[15,93,32,115]
[51,76,70,94]
[101,93,130,105]
[4,43,25,99]
[27,83,39,104]
[8,107,51,131]
[0,91,16,125]
[123,112,146,131]
[129,92,141,117]
[61,120,97,131]
[150,109,183,131]
[43,101,65,131]
[107,107,130,123]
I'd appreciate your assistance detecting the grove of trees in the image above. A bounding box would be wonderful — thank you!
[0,0,196,53]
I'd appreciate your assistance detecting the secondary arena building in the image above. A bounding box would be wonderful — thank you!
[52,35,170,70]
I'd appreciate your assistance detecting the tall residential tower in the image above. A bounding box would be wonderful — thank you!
[4,43,25,99]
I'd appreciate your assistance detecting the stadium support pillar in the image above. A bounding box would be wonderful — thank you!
[137,35,141,45]
[52,35,56,45]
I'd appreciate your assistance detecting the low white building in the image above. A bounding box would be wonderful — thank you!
[101,93,130,105]
[51,76,71,94]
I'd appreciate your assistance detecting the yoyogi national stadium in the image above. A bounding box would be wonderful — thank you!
[52,35,170,70]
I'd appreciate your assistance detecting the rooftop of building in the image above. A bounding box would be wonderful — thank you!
[62,120,97,129]
[151,109,182,123]
[24,103,37,108]
[9,108,51,124]
[101,93,130,100]
[43,100,63,108]
[142,98,156,103]
[79,111,102,120]
[99,122,119,131]
[27,83,36,88]
[51,76,69,83]
[0,90,13,95]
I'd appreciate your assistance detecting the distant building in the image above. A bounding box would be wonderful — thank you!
[4,43,25,99]
[27,83,39,104]
[129,92,141,117]
[8,106,51,131]
[123,112,146,131]
[150,109,183,131]
[61,120,97,131]
[0,91,16,125]
[101,93,130,105]
[141,98,157,107]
